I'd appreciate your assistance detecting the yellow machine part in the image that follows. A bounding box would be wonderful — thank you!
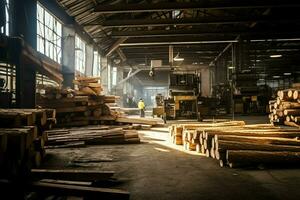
[174,96,197,101]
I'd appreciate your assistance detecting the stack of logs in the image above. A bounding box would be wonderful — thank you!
[0,109,55,178]
[37,83,121,127]
[45,126,140,148]
[269,84,300,128]
[169,122,300,168]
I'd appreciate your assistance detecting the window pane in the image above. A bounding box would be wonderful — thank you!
[36,2,62,64]
[75,35,86,74]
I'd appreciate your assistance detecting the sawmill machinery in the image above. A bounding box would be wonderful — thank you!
[164,72,201,120]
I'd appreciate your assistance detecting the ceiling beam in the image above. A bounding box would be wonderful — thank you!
[105,37,128,56]
[120,36,238,46]
[110,29,300,38]
[86,16,300,28]
[94,1,300,14]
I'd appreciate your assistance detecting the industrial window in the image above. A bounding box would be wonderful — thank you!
[0,0,9,36]
[92,51,101,77]
[75,35,86,74]
[107,64,111,91]
[37,2,62,63]
[112,67,117,86]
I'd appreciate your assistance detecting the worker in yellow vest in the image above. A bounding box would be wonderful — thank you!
[138,98,145,117]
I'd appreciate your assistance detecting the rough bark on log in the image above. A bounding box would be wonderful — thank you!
[227,150,300,168]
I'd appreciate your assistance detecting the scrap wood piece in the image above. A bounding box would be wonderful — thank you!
[45,141,85,149]
[55,106,87,113]
[31,169,115,181]
[39,179,92,186]
[116,117,158,126]
[31,181,129,200]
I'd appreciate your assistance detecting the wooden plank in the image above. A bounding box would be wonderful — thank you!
[31,181,130,200]
[56,106,87,113]
[31,169,115,181]
[116,117,157,125]
[54,120,89,127]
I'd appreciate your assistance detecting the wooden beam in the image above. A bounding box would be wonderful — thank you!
[116,48,127,61]
[88,16,300,28]
[110,29,300,38]
[31,169,115,181]
[106,37,128,56]
[31,181,130,199]
[94,1,300,13]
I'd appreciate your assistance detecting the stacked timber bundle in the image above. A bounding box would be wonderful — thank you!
[37,83,122,127]
[0,109,55,178]
[73,76,102,96]
[169,121,246,148]
[269,84,300,128]
[42,86,76,99]
[170,122,300,168]
[45,126,140,148]
[37,90,91,127]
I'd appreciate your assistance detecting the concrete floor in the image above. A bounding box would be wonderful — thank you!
[44,116,300,200]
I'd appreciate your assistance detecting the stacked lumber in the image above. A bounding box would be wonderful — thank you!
[170,121,300,168]
[1,168,129,199]
[269,85,300,128]
[45,126,140,148]
[37,84,122,127]
[0,109,55,178]
[169,121,246,147]
[73,76,102,96]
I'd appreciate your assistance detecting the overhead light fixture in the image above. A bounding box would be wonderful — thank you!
[270,54,282,58]
[273,75,280,78]
[284,72,292,76]
[174,53,184,61]
[228,66,234,69]
[139,63,146,66]
[259,78,265,81]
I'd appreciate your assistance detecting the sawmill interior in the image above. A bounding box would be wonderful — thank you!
[1,0,300,199]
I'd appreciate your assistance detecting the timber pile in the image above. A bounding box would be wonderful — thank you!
[1,169,130,199]
[0,109,55,179]
[45,126,140,148]
[269,84,300,128]
[73,76,102,96]
[169,121,300,168]
[37,83,122,127]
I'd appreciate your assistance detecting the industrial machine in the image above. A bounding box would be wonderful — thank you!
[152,93,165,117]
[164,72,201,120]
[0,77,12,108]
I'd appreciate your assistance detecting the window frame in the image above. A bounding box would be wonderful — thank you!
[75,35,86,74]
[37,2,62,64]
[112,66,117,86]
[0,0,10,36]
[92,51,101,77]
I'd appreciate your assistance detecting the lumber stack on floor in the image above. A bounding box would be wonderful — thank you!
[0,109,55,178]
[37,83,121,127]
[1,168,130,199]
[269,84,300,128]
[169,121,300,168]
[169,121,246,147]
[45,126,140,148]
[73,76,102,96]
